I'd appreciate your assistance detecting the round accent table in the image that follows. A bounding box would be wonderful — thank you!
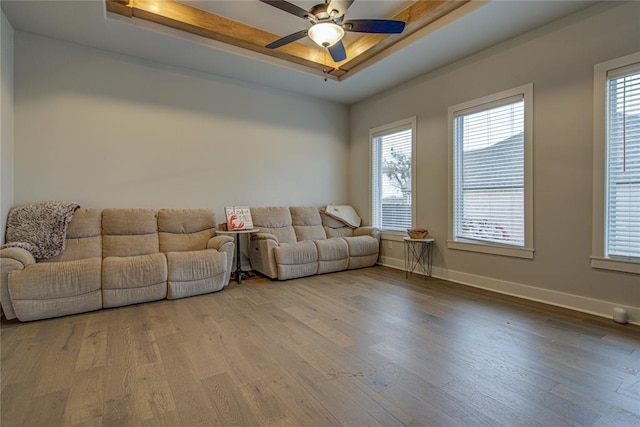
[217,228,259,284]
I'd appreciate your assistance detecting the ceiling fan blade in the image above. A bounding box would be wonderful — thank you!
[328,40,347,62]
[266,29,309,49]
[259,0,312,20]
[343,19,406,34]
[327,0,354,19]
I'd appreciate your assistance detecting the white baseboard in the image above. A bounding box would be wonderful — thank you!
[376,258,640,326]
[378,256,405,272]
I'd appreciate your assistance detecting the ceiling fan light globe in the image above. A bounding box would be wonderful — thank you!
[308,22,344,48]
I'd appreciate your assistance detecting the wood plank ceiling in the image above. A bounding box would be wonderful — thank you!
[106,0,471,80]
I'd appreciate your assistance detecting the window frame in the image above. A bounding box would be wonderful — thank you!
[447,84,534,259]
[591,52,640,275]
[369,117,417,234]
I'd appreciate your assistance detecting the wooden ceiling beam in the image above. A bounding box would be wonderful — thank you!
[105,0,475,81]
[106,0,338,74]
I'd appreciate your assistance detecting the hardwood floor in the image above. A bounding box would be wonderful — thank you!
[2,266,639,426]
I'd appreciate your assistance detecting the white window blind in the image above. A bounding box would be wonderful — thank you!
[453,96,525,246]
[606,65,640,261]
[372,122,414,231]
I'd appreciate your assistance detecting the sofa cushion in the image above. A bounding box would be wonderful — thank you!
[321,212,355,238]
[102,208,159,258]
[291,206,326,241]
[344,235,380,269]
[9,257,102,300]
[12,291,102,322]
[103,208,157,235]
[40,209,103,263]
[102,253,167,290]
[103,234,160,258]
[251,207,297,244]
[274,241,318,280]
[66,208,103,239]
[315,238,349,274]
[166,249,226,282]
[102,253,167,307]
[158,208,217,253]
[165,249,227,299]
[8,257,103,321]
[158,208,215,234]
[159,230,215,253]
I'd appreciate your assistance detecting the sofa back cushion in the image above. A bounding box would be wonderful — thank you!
[321,211,354,238]
[102,208,159,258]
[39,208,103,263]
[158,209,216,252]
[250,207,297,244]
[290,207,327,241]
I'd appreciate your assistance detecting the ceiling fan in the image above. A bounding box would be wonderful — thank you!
[260,0,406,63]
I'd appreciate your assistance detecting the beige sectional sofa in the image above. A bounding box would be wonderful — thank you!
[249,206,380,280]
[0,208,234,322]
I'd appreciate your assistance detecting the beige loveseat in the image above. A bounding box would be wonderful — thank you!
[0,208,234,322]
[249,206,380,280]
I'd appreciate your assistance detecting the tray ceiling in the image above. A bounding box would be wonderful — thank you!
[2,0,598,103]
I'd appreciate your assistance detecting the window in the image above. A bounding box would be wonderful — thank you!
[371,117,416,232]
[592,53,640,274]
[448,84,534,259]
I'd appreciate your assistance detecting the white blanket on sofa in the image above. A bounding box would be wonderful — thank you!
[325,204,361,228]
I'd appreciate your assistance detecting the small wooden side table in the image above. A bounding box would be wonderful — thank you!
[403,236,435,278]
[217,228,259,284]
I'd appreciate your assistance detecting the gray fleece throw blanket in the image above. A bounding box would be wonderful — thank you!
[2,201,80,259]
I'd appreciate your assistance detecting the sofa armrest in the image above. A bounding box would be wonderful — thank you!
[248,233,280,279]
[208,235,234,251]
[0,248,35,320]
[207,235,235,286]
[354,226,380,241]
[0,247,36,267]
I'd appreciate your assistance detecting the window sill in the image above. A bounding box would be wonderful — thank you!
[380,231,408,242]
[448,240,534,259]
[591,257,640,275]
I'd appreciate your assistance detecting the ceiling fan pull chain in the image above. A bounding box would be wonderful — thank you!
[323,49,328,82]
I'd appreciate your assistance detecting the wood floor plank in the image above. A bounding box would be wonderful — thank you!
[74,316,108,372]
[2,266,639,426]
[21,389,68,427]
[154,333,220,426]
[1,339,42,388]
[284,305,357,348]
[1,381,33,426]
[201,371,261,426]
[441,378,549,427]
[63,366,105,426]
[102,310,142,426]
[139,410,183,427]
[551,383,640,426]
[134,362,178,421]
[281,334,403,426]
[34,322,82,396]
[239,377,294,426]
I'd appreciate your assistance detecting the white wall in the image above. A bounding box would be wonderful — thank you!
[349,2,640,322]
[0,11,14,244]
[13,33,349,223]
